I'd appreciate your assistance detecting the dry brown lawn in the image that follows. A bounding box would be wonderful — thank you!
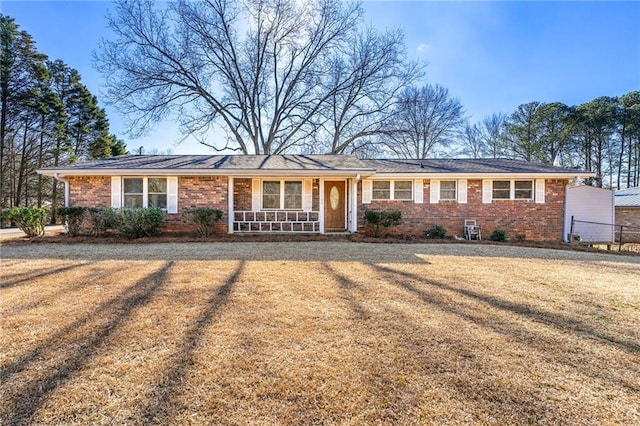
[1,242,639,425]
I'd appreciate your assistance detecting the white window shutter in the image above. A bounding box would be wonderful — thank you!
[482,180,492,204]
[362,180,372,204]
[413,179,423,204]
[252,179,261,211]
[166,177,178,213]
[302,178,313,211]
[535,179,545,203]
[111,176,122,208]
[458,179,468,204]
[429,180,440,204]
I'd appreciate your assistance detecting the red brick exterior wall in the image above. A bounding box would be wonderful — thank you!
[167,176,228,233]
[615,207,640,242]
[358,179,569,241]
[68,176,111,207]
[67,175,569,240]
[67,176,229,234]
[234,178,252,211]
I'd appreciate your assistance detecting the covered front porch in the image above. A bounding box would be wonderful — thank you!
[226,177,360,234]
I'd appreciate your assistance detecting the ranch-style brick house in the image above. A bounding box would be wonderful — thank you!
[38,154,592,240]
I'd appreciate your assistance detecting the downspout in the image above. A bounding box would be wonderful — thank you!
[53,173,69,207]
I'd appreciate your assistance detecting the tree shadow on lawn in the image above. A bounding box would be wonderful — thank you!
[3,265,114,317]
[322,263,550,424]
[0,262,91,290]
[0,262,174,425]
[375,264,640,356]
[136,261,245,423]
[373,264,640,394]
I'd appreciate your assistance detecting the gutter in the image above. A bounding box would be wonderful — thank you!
[37,168,378,178]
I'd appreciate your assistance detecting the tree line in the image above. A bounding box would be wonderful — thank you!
[0,15,126,217]
[460,94,640,189]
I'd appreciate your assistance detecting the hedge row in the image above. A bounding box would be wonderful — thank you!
[2,207,223,239]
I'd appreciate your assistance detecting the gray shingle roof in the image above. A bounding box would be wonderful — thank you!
[363,158,585,175]
[42,154,374,172]
[39,154,589,177]
[615,186,640,207]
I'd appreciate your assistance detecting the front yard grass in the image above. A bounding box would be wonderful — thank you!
[1,242,639,424]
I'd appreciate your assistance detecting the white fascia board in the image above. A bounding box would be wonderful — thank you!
[368,172,594,180]
[37,168,376,178]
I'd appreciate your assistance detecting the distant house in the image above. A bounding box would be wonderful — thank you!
[615,186,640,242]
[38,154,592,241]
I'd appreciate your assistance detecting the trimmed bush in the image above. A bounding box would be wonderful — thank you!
[1,207,50,238]
[84,207,118,236]
[184,207,224,237]
[114,208,164,239]
[364,209,402,237]
[56,206,86,237]
[490,229,507,242]
[426,224,447,239]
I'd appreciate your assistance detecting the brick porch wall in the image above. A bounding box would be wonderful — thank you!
[232,178,321,232]
[357,179,569,241]
[233,178,320,211]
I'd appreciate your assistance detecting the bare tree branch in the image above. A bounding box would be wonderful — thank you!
[95,0,419,154]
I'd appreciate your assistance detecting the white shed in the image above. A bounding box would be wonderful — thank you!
[564,185,615,243]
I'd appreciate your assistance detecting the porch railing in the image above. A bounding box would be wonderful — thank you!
[233,210,320,233]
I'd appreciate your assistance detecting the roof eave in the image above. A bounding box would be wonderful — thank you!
[37,168,377,178]
[368,172,595,179]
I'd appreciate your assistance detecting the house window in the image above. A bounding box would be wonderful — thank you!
[284,181,302,209]
[262,180,302,210]
[123,177,167,208]
[492,180,534,200]
[394,181,413,200]
[123,178,144,208]
[515,180,533,199]
[492,180,511,200]
[372,180,413,201]
[440,180,457,200]
[372,181,391,200]
[263,181,281,209]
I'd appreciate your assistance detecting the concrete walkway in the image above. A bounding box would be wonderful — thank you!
[0,225,65,241]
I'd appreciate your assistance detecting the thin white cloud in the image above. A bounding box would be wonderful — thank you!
[416,43,431,53]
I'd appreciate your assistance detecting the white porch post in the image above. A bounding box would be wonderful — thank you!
[350,178,358,233]
[227,177,234,234]
[319,179,325,234]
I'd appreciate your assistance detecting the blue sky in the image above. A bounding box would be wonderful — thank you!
[2,1,639,155]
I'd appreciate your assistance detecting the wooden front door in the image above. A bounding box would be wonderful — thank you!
[324,181,346,231]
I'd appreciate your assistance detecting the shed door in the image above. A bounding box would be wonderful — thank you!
[324,181,346,231]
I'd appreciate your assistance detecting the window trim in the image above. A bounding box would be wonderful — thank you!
[439,180,457,200]
[261,179,303,210]
[122,177,168,209]
[371,180,413,201]
[491,179,534,201]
